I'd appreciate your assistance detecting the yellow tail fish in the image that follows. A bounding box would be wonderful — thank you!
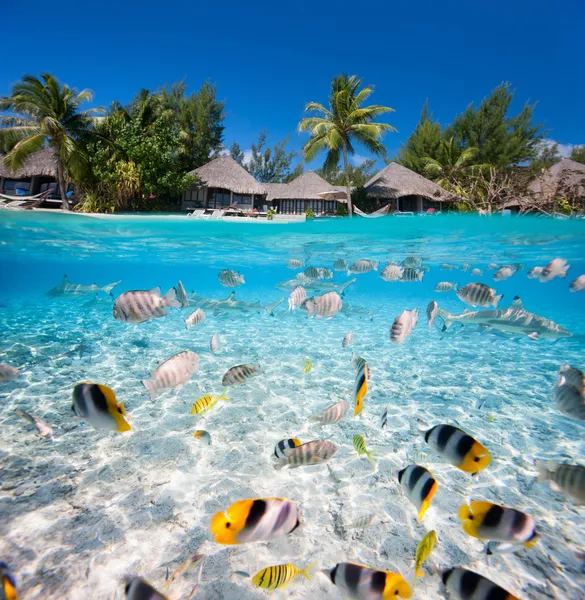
[414,530,436,584]
[353,434,375,466]
[252,562,316,590]
[353,362,368,416]
[191,391,229,415]
[303,359,312,374]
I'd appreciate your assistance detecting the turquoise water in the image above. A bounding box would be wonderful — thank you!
[1,211,585,599]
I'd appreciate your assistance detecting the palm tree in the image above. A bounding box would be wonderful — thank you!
[421,137,481,197]
[298,75,395,217]
[0,73,103,210]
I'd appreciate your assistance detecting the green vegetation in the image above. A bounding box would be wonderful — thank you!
[0,73,104,210]
[570,146,585,165]
[298,74,396,217]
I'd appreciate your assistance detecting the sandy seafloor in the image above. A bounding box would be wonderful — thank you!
[1,274,585,600]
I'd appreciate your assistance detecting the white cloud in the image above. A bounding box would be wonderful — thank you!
[243,149,253,165]
[351,154,369,166]
[542,138,581,158]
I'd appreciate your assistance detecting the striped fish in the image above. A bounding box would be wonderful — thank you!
[458,502,538,546]
[440,263,458,271]
[222,364,261,386]
[400,268,423,282]
[349,259,378,274]
[274,439,338,469]
[435,282,458,292]
[380,406,388,429]
[141,351,199,400]
[527,266,543,279]
[493,266,515,281]
[536,461,585,503]
[442,568,519,600]
[318,267,334,280]
[71,382,131,432]
[211,498,300,544]
[353,434,375,466]
[342,331,354,348]
[390,309,418,344]
[304,266,321,280]
[323,563,411,599]
[287,258,304,269]
[570,274,585,292]
[113,287,181,324]
[124,576,167,600]
[487,263,498,270]
[426,301,438,328]
[288,286,307,311]
[193,430,211,445]
[218,269,245,287]
[310,400,350,425]
[210,332,220,353]
[252,562,315,590]
[301,291,342,319]
[380,264,403,282]
[353,361,368,416]
[175,280,190,307]
[402,257,422,268]
[347,514,379,529]
[553,383,585,420]
[398,465,438,520]
[424,424,491,475]
[471,268,483,276]
[185,308,206,328]
[191,391,229,415]
[456,283,503,308]
[274,438,301,459]
[558,364,585,393]
[333,259,348,272]
[540,257,570,282]
[461,264,470,272]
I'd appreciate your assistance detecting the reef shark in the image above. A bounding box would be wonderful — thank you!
[276,277,356,296]
[189,291,284,316]
[46,275,121,298]
[436,296,571,340]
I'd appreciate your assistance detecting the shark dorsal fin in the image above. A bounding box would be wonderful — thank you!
[227,291,237,301]
[510,296,524,311]
[463,309,470,314]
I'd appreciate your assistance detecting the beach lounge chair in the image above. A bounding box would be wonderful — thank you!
[188,209,205,218]
[209,209,225,220]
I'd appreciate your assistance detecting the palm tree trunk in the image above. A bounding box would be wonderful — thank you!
[54,146,69,211]
[342,141,353,218]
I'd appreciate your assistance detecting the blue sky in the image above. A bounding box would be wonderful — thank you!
[2,0,583,169]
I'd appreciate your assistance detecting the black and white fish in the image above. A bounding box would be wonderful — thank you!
[185,308,206,328]
[402,257,422,268]
[349,259,378,274]
[456,283,503,308]
[310,399,350,425]
[274,439,338,469]
[553,383,585,421]
[558,364,584,392]
[380,264,403,281]
[535,460,585,503]
[380,406,388,429]
[175,280,190,307]
[72,383,131,432]
[210,332,220,353]
[527,266,544,279]
[125,576,166,600]
[540,258,570,282]
[347,514,379,529]
[222,363,261,386]
[435,282,458,292]
[398,464,438,520]
[440,263,458,271]
[400,268,424,282]
[288,286,307,311]
[218,269,245,287]
[333,259,348,272]
[441,568,519,600]
[300,291,342,319]
[470,268,483,276]
[342,332,354,348]
[570,275,585,292]
[113,287,181,324]
[142,351,199,400]
[287,258,304,269]
[426,301,438,327]
[323,563,411,599]
[274,438,301,459]
[390,309,418,344]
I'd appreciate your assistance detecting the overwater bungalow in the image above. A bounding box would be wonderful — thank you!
[528,159,585,204]
[0,148,63,201]
[182,156,343,215]
[363,161,454,212]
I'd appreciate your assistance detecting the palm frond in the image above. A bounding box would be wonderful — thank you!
[3,134,45,171]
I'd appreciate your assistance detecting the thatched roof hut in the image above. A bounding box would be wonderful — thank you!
[265,171,336,200]
[527,159,585,200]
[188,156,266,195]
[364,162,453,201]
[0,148,57,178]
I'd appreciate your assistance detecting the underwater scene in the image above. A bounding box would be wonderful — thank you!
[1,211,585,600]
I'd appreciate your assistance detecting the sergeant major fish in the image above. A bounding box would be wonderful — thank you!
[553,382,585,421]
[333,259,348,272]
[288,286,307,311]
[349,259,378,274]
[185,308,206,328]
[71,382,131,432]
[540,257,570,282]
[210,332,220,353]
[310,400,350,425]
[218,269,245,287]
[274,439,338,469]
[301,291,342,319]
[493,266,515,281]
[435,282,458,292]
[402,257,422,269]
[456,283,503,308]
[175,280,190,307]
[470,268,483,276]
[535,460,585,504]
[400,268,424,282]
[342,332,354,348]
[142,351,199,400]
[558,364,584,393]
[287,258,304,269]
[426,301,438,328]
[113,287,181,324]
[391,309,418,344]
[527,266,544,279]
[380,264,403,282]
[570,274,585,292]
[222,363,261,386]
[211,497,300,544]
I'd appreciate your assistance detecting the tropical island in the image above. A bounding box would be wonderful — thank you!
[1,73,584,218]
